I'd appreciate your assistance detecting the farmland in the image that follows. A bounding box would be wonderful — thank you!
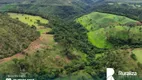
[8,13,48,27]
[77,12,142,48]
[133,48,142,63]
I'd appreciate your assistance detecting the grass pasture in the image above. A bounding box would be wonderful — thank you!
[8,13,48,27]
[38,28,52,34]
[8,13,50,34]
[76,12,141,48]
[87,28,113,48]
[76,12,137,31]
[133,48,142,63]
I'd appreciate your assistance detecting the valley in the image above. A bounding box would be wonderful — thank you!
[0,0,142,80]
[0,11,141,80]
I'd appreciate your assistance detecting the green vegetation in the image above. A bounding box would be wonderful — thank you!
[8,13,51,36]
[0,0,142,80]
[107,26,142,46]
[0,0,97,19]
[55,70,94,80]
[106,0,142,3]
[133,48,142,63]
[8,13,48,27]
[77,12,137,31]
[131,53,137,61]
[95,2,142,21]
[77,12,142,48]
[38,28,52,34]
[8,13,55,49]
[87,28,112,48]
[0,14,39,59]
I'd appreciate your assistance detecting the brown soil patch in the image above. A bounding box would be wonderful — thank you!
[0,37,41,64]
[0,28,54,64]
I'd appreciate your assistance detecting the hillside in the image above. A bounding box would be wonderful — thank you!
[0,0,100,5]
[0,0,142,80]
[77,12,142,48]
[106,0,142,3]
[0,0,102,19]
[0,13,39,59]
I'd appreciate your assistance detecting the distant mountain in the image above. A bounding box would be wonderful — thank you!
[0,0,102,6]
[105,0,142,3]
[0,0,104,18]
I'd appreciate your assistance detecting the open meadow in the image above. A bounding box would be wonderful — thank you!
[77,12,142,48]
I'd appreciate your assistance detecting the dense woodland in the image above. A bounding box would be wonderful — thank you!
[0,14,40,59]
[95,3,142,21]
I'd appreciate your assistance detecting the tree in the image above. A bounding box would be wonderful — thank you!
[131,53,137,61]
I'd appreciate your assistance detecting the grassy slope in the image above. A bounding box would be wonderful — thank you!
[8,13,48,27]
[8,13,51,34]
[133,48,142,63]
[76,12,138,48]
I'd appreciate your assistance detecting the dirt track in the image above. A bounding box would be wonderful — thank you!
[0,37,41,64]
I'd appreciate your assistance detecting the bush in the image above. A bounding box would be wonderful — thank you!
[131,53,137,61]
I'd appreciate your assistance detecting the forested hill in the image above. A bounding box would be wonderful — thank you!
[105,0,142,3]
[0,0,104,19]
[0,14,39,59]
[1,0,141,18]
[0,0,101,5]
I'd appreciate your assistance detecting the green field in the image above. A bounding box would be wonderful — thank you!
[133,48,142,63]
[76,12,141,48]
[8,13,50,34]
[38,28,52,34]
[76,12,137,31]
[8,13,48,27]
[87,28,113,48]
